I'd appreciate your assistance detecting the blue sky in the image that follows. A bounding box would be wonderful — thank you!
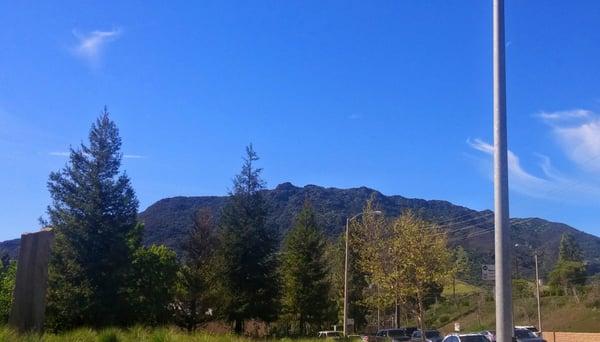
[1,1,600,241]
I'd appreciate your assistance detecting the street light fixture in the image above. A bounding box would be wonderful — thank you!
[343,210,382,336]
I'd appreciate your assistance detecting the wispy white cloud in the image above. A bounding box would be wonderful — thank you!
[123,154,147,159]
[49,151,70,157]
[72,28,121,66]
[538,109,600,172]
[537,109,592,121]
[467,138,600,202]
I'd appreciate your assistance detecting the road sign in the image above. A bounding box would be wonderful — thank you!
[482,264,495,281]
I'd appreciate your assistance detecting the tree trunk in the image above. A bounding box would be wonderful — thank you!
[395,297,399,328]
[188,299,197,332]
[572,287,580,303]
[453,276,456,306]
[234,318,243,335]
[417,293,426,342]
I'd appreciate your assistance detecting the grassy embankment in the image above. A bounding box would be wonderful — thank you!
[433,281,600,333]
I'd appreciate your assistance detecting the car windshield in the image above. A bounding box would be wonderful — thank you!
[514,330,535,338]
[461,336,488,342]
[388,329,406,336]
[425,331,440,338]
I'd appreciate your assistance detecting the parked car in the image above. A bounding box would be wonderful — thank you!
[373,328,418,341]
[478,331,496,342]
[410,329,443,342]
[514,326,540,337]
[513,328,546,342]
[443,333,491,342]
[318,330,343,339]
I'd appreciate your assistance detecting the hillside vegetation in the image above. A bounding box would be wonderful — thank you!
[433,285,600,334]
[136,183,600,279]
[3,184,600,278]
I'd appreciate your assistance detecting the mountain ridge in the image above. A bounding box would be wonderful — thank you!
[2,182,599,279]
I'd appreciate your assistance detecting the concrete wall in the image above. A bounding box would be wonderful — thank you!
[8,229,54,332]
[543,332,600,342]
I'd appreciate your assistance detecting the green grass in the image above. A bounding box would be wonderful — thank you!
[442,280,484,296]
[0,326,339,342]
[435,295,600,334]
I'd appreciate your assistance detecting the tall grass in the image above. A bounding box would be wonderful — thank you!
[0,326,329,342]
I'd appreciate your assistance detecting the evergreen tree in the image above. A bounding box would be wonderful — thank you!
[328,234,367,332]
[451,246,470,303]
[558,233,583,262]
[129,244,179,325]
[0,258,16,323]
[45,108,140,330]
[175,208,219,331]
[279,202,335,336]
[217,145,279,333]
[549,233,586,298]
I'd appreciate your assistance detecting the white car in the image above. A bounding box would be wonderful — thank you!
[443,333,491,342]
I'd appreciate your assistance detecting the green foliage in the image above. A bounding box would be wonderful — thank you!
[131,185,600,283]
[584,281,600,309]
[216,145,279,333]
[0,259,16,322]
[450,246,471,302]
[45,109,141,330]
[452,246,471,281]
[129,245,179,325]
[326,233,368,332]
[549,260,586,295]
[278,203,336,336]
[549,233,586,297]
[559,233,583,262]
[175,208,219,331]
[353,206,451,331]
[512,279,532,298]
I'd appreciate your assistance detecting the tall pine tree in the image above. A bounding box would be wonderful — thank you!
[175,208,219,331]
[217,145,279,333]
[45,108,140,330]
[279,202,335,336]
[558,233,583,262]
[549,233,586,298]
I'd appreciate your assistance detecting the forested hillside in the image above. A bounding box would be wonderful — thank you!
[2,182,599,278]
[137,182,600,278]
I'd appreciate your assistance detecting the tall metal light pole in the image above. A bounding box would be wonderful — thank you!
[344,210,382,336]
[534,253,542,334]
[493,0,513,341]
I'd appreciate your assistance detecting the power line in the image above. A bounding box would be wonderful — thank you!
[432,210,494,225]
[432,212,495,230]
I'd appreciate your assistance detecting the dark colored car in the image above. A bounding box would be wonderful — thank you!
[512,329,546,342]
[410,329,443,342]
[375,328,418,342]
